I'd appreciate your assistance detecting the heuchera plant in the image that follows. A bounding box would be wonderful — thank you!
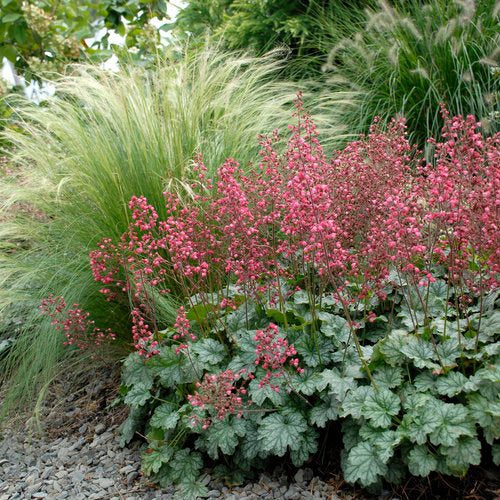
[80,96,498,497]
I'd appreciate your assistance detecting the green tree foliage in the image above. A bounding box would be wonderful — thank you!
[0,0,170,81]
[172,0,373,77]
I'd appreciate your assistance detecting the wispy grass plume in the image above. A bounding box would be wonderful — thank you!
[0,45,332,417]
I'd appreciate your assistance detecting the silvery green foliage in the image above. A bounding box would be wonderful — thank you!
[116,274,499,492]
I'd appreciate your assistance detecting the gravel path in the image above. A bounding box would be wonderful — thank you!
[0,422,345,500]
[0,365,349,500]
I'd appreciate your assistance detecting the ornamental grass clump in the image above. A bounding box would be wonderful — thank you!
[0,47,328,418]
[90,97,499,496]
[322,0,499,150]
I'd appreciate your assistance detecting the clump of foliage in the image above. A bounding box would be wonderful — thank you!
[0,0,169,80]
[0,48,334,417]
[79,98,499,497]
[171,0,373,77]
[323,0,500,149]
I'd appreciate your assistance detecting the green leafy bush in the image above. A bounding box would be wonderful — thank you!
[90,101,499,496]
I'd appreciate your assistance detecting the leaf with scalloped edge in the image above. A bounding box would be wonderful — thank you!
[428,400,475,447]
[290,369,319,396]
[407,445,437,477]
[148,347,185,387]
[123,352,154,389]
[174,480,209,500]
[321,315,351,343]
[435,371,477,397]
[124,384,151,408]
[362,388,401,428]
[290,427,319,467]
[240,422,262,460]
[400,336,439,369]
[248,377,286,406]
[170,449,203,483]
[399,402,441,445]
[206,416,246,457]
[295,334,334,367]
[343,441,388,487]
[258,411,308,457]
[191,338,226,365]
[373,366,403,389]
[436,339,461,368]
[358,424,401,462]
[340,386,374,419]
[315,368,355,401]
[142,444,175,475]
[150,403,180,430]
[378,330,409,365]
[441,436,481,473]
[413,371,438,393]
[310,394,340,427]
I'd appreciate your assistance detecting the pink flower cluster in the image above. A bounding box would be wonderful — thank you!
[254,323,303,391]
[89,95,499,354]
[187,369,250,428]
[40,294,115,354]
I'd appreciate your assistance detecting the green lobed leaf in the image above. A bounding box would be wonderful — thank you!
[406,445,437,477]
[413,371,438,393]
[123,352,154,389]
[240,422,262,460]
[321,315,351,344]
[150,403,180,430]
[206,416,247,456]
[123,384,151,409]
[441,436,481,472]
[290,369,319,396]
[295,334,334,367]
[248,377,286,406]
[343,441,388,487]
[373,366,403,389]
[358,424,401,462]
[148,347,185,387]
[258,411,308,457]
[399,401,442,445]
[118,406,145,446]
[309,395,340,427]
[191,338,226,365]
[362,388,401,428]
[400,336,439,369]
[290,427,319,467]
[435,371,477,397]
[315,368,355,401]
[174,480,209,500]
[428,400,475,447]
[142,444,175,475]
[340,386,374,419]
[170,449,204,484]
[436,339,461,368]
[378,330,409,365]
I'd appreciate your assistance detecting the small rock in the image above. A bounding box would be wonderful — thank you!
[119,465,136,475]
[94,424,106,435]
[97,478,114,489]
[126,471,138,485]
[293,469,304,484]
[206,491,221,498]
[32,494,48,499]
[284,486,301,500]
